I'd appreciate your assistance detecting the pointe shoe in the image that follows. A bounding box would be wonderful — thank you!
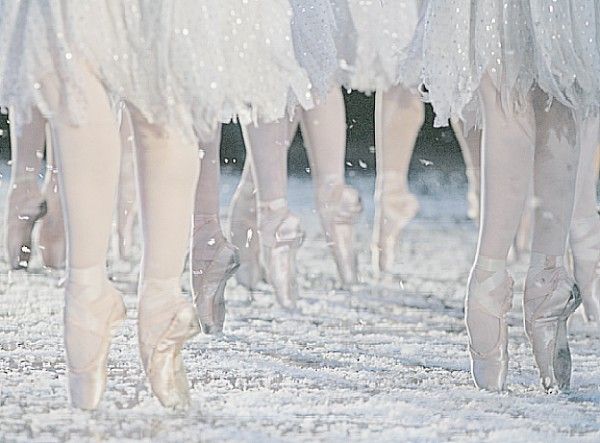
[466,188,480,221]
[138,278,201,409]
[524,255,582,393]
[4,183,47,269]
[317,185,363,288]
[37,168,66,269]
[64,269,126,409]
[371,191,419,279]
[192,237,240,335]
[465,258,513,391]
[569,216,600,322]
[228,179,263,290]
[259,201,305,310]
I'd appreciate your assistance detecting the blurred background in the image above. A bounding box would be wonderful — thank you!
[0,91,467,196]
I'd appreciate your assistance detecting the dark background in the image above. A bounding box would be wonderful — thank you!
[0,91,465,183]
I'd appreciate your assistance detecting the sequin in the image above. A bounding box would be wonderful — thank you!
[405,0,600,128]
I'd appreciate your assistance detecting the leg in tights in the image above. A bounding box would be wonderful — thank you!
[523,92,583,393]
[466,74,534,381]
[451,118,482,221]
[371,85,425,276]
[41,66,126,410]
[228,151,263,288]
[128,108,200,285]
[530,91,580,258]
[43,71,121,274]
[129,107,201,407]
[374,85,425,199]
[569,116,600,320]
[193,127,225,263]
[244,119,303,307]
[301,88,363,285]
[475,77,535,264]
[301,88,347,193]
[5,107,48,268]
[37,121,66,269]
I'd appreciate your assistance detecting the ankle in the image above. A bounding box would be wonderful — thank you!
[193,214,226,259]
[529,252,564,272]
[138,276,181,314]
[376,172,409,197]
[257,198,288,238]
[471,256,506,283]
[66,266,108,301]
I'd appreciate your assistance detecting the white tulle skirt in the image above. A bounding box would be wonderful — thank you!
[289,0,357,106]
[349,0,420,93]
[0,1,313,137]
[406,0,600,128]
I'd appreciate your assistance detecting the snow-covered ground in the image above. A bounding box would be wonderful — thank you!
[2,168,600,442]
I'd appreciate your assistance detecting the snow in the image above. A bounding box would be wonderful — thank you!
[1,168,600,442]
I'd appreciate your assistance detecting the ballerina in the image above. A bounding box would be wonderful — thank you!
[410,0,600,392]
[192,0,360,317]
[0,0,311,409]
[4,108,65,270]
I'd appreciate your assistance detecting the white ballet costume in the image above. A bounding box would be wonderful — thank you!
[347,0,425,279]
[410,0,600,392]
[225,0,361,305]
[0,0,311,410]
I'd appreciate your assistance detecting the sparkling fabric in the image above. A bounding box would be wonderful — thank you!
[289,0,357,105]
[406,0,600,127]
[348,0,421,93]
[0,1,312,138]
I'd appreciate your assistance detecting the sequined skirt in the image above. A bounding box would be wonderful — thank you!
[0,0,313,138]
[406,0,600,127]
[348,0,421,93]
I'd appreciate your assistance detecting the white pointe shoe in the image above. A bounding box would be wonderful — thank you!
[37,169,66,269]
[4,182,47,269]
[466,187,480,222]
[191,226,240,334]
[569,216,600,322]
[228,179,263,290]
[524,255,581,393]
[138,278,200,409]
[465,258,513,391]
[371,191,419,279]
[64,268,126,410]
[259,200,305,310]
[317,185,363,288]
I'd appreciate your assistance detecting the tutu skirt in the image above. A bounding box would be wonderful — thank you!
[0,1,313,137]
[289,0,357,105]
[406,0,600,127]
[349,0,421,93]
